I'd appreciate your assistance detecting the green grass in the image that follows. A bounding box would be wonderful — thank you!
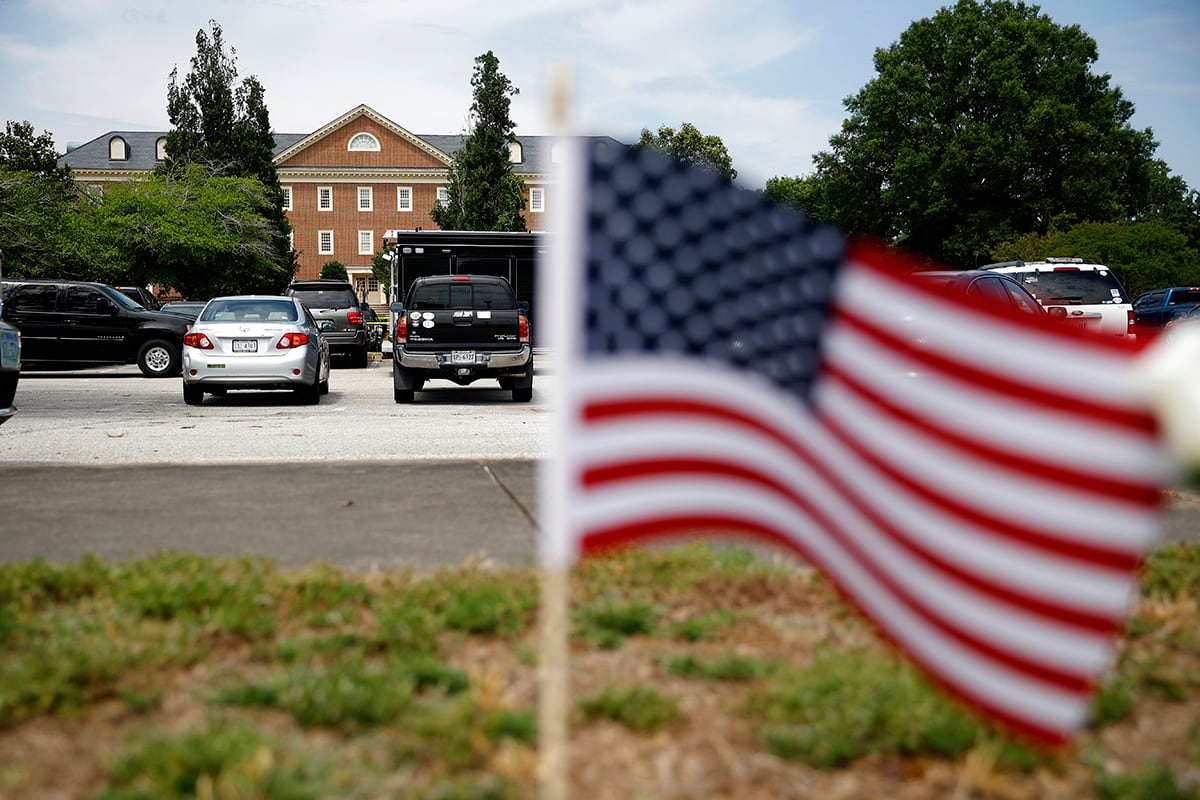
[0,543,1194,798]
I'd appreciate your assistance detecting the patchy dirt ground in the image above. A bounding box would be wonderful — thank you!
[0,561,1196,800]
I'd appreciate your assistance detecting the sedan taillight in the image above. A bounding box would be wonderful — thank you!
[277,332,311,349]
[183,332,213,350]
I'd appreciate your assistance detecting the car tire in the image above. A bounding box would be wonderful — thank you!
[352,345,369,368]
[320,378,330,395]
[512,385,533,402]
[296,375,321,405]
[394,387,414,403]
[137,339,182,377]
[182,384,203,406]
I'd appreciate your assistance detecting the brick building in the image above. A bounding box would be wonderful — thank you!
[57,104,620,305]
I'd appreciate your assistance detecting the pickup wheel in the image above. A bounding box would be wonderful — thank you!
[351,345,369,368]
[137,339,182,377]
[512,386,533,402]
[394,388,414,403]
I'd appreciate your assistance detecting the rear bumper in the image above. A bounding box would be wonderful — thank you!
[182,348,320,389]
[397,345,531,371]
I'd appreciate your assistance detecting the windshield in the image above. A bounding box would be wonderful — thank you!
[290,288,356,309]
[407,283,516,310]
[1012,270,1128,305]
[200,299,299,322]
[107,289,144,311]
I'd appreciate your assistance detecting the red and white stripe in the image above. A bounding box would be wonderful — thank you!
[560,245,1170,745]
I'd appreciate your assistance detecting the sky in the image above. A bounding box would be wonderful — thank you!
[0,0,1197,191]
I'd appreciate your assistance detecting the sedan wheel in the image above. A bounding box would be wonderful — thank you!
[182,384,203,406]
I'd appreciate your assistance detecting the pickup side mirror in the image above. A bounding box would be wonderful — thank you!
[518,300,530,313]
[389,302,405,315]
[96,297,117,315]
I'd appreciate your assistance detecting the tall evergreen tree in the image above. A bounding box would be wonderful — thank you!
[163,20,293,279]
[431,51,527,232]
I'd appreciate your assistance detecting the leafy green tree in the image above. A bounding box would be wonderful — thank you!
[633,123,737,182]
[791,0,1175,267]
[319,260,348,281]
[991,221,1199,298]
[0,120,70,182]
[164,20,293,277]
[81,164,294,298]
[430,51,527,232]
[0,168,83,279]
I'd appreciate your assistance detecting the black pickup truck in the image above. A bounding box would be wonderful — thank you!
[391,275,533,403]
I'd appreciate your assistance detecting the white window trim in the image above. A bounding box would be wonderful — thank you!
[358,230,374,256]
[348,132,381,151]
[396,186,413,212]
[281,186,293,211]
[318,230,334,255]
[436,187,450,207]
[318,186,333,211]
[358,186,373,212]
[529,187,545,213]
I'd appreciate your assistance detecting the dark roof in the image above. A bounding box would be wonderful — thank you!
[58,127,619,175]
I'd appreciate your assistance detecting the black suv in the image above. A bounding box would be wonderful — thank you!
[0,279,190,376]
[283,280,369,367]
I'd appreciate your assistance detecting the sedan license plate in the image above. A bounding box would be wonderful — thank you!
[232,339,258,353]
[451,350,476,364]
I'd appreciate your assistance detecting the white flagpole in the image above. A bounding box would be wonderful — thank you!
[538,64,583,800]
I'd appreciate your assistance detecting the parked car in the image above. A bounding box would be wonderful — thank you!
[181,295,330,406]
[160,300,208,320]
[283,280,369,367]
[1131,287,1200,333]
[0,279,189,376]
[0,314,19,426]
[981,258,1133,337]
[116,285,161,310]
[913,269,1053,318]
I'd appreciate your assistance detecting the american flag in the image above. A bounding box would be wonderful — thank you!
[540,140,1172,746]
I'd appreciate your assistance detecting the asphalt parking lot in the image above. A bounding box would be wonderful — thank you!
[0,358,1195,571]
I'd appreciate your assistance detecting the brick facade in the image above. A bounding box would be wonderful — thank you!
[59,104,559,303]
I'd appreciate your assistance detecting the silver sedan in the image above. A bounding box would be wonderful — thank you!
[181,296,330,406]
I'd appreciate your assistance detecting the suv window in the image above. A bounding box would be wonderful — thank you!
[64,286,108,313]
[1013,270,1128,305]
[288,287,357,309]
[4,283,58,311]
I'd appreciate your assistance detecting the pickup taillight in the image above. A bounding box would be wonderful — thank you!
[518,313,530,343]
[395,314,408,344]
[348,310,364,326]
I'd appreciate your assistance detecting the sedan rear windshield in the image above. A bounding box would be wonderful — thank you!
[1012,270,1129,305]
[200,299,298,322]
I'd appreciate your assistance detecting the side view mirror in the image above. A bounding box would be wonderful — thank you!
[390,302,405,315]
[518,300,530,313]
[96,297,117,315]
[1046,306,1067,319]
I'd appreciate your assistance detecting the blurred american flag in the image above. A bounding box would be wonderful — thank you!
[541,140,1171,745]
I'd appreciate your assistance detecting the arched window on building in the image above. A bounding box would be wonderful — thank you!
[155,137,168,161]
[108,136,128,161]
[508,140,523,163]
[348,132,380,152]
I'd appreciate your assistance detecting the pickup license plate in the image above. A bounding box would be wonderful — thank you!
[451,350,475,364]
[232,339,258,353]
